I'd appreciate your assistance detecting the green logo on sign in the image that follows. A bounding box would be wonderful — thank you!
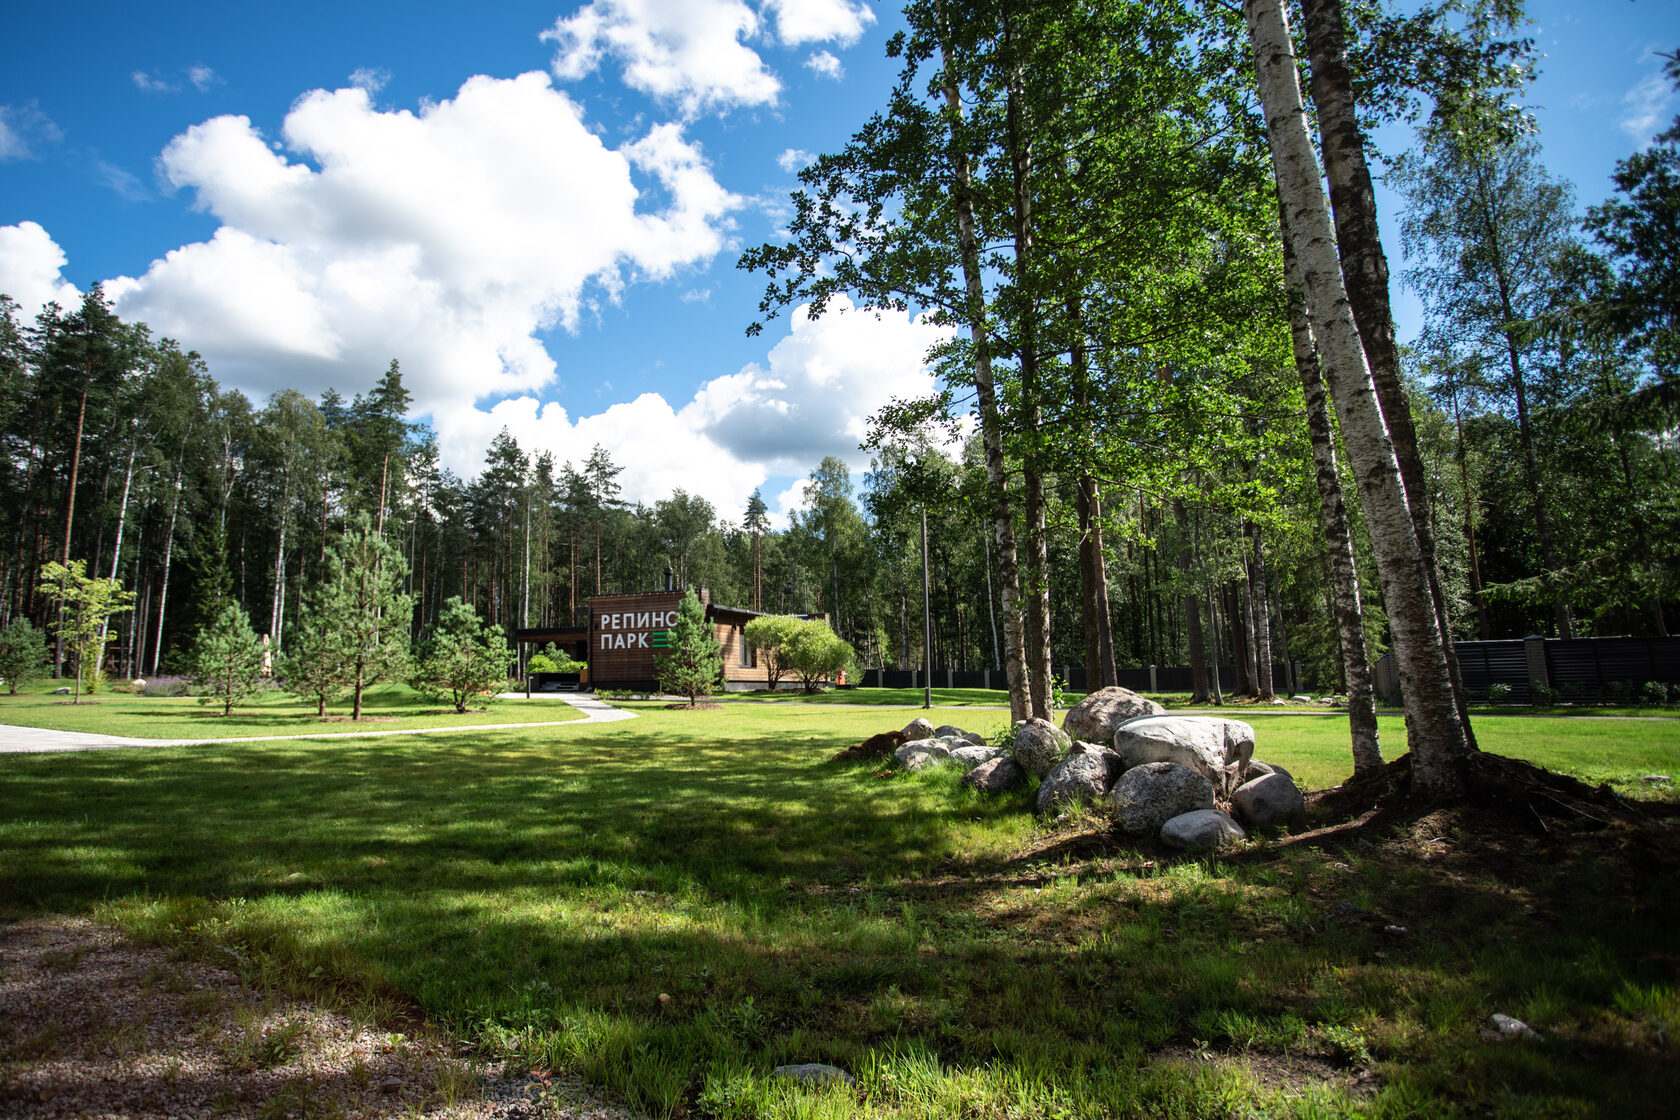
[650,630,674,648]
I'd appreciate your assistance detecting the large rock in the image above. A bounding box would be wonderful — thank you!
[934,724,984,743]
[1240,758,1292,783]
[1035,742,1123,817]
[893,738,950,771]
[902,717,936,740]
[1159,809,1246,851]
[1010,717,1072,778]
[1108,762,1215,836]
[1112,716,1255,795]
[1062,686,1165,743]
[962,756,1026,793]
[1230,772,1304,829]
[949,744,1008,770]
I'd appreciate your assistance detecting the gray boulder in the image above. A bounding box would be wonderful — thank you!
[949,744,1007,770]
[1231,772,1304,829]
[1159,809,1246,851]
[962,755,1026,793]
[1241,759,1293,783]
[1062,686,1166,743]
[1011,717,1072,778]
[902,717,936,739]
[1112,716,1255,795]
[933,724,970,740]
[1108,762,1214,836]
[1035,742,1123,817]
[893,738,950,771]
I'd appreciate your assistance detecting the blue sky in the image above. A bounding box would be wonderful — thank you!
[2,1,1675,524]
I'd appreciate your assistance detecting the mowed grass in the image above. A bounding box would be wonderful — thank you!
[0,680,586,738]
[2,702,1677,1118]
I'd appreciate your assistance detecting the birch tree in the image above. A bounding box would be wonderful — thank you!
[1245,0,1471,797]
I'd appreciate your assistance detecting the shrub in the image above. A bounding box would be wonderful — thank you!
[1640,680,1671,707]
[743,615,803,690]
[1529,683,1558,707]
[140,676,190,697]
[783,619,856,693]
[1486,682,1512,704]
[526,653,560,675]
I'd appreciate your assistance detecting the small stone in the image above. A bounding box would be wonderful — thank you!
[658,992,672,1007]
[1383,924,1408,936]
[50,686,71,695]
[1486,1013,1542,1042]
[774,1063,856,1087]
[1643,774,1671,784]
[380,1078,403,1095]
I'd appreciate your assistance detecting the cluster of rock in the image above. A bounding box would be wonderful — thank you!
[878,687,1304,852]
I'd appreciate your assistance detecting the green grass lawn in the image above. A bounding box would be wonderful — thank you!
[2,702,1676,1118]
[0,680,587,738]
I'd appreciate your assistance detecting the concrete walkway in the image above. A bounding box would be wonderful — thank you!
[0,694,636,755]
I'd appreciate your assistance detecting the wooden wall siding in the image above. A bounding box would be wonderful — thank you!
[587,589,774,685]
[589,591,685,684]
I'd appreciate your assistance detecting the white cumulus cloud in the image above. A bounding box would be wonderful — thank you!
[763,0,875,47]
[0,221,82,320]
[682,295,952,476]
[98,72,740,468]
[421,297,947,517]
[776,147,815,172]
[543,0,779,116]
[542,0,875,116]
[804,50,843,81]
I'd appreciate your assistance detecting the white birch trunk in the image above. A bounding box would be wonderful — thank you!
[95,426,139,675]
[1246,0,1467,797]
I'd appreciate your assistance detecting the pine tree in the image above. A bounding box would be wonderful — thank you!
[278,610,350,717]
[413,596,512,713]
[308,514,414,720]
[0,618,48,695]
[189,601,266,716]
[654,589,723,707]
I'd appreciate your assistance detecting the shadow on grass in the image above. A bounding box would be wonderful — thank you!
[3,713,1677,1116]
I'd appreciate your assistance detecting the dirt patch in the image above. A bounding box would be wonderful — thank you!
[0,918,642,1119]
[662,703,723,711]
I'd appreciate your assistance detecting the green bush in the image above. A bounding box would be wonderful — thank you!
[1486,682,1513,704]
[1640,680,1671,707]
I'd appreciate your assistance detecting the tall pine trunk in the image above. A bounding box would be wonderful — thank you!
[937,10,1031,721]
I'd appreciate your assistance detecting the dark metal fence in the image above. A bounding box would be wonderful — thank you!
[1373,635,1680,705]
[860,662,1298,693]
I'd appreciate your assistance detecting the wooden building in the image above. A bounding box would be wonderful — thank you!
[515,588,825,692]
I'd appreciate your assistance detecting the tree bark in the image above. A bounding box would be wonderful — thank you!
[1175,499,1209,702]
[1247,521,1275,699]
[1248,0,1467,796]
[1000,39,1054,718]
[1299,0,1480,743]
[937,11,1031,721]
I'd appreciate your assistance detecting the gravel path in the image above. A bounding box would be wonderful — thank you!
[0,694,636,755]
[0,917,644,1119]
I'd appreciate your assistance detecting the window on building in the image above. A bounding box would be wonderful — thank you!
[739,625,751,667]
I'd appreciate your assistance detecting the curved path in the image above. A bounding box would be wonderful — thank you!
[0,693,635,755]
